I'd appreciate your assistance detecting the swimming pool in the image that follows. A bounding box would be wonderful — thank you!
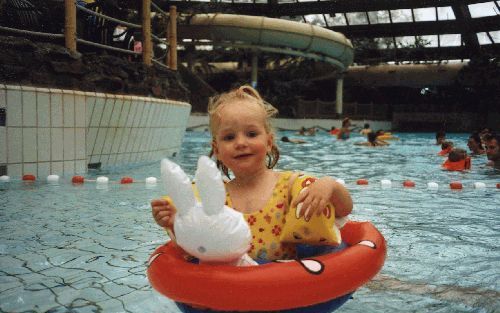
[1,131,498,313]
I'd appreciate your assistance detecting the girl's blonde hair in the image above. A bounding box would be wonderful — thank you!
[208,85,280,178]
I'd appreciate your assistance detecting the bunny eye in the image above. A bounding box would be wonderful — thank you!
[197,246,206,253]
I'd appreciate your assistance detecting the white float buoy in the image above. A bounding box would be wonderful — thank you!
[145,177,157,185]
[0,175,10,182]
[46,174,60,183]
[427,182,439,190]
[473,182,486,189]
[380,179,392,188]
[96,176,109,184]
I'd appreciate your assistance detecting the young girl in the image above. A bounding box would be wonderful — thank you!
[151,85,353,262]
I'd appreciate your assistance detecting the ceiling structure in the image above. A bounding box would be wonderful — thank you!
[154,0,500,64]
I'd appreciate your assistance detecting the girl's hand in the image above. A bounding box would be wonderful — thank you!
[151,197,176,228]
[292,177,353,220]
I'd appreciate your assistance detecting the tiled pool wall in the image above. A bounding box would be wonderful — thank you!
[0,84,191,178]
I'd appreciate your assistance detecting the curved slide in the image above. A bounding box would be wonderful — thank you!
[177,13,354,71]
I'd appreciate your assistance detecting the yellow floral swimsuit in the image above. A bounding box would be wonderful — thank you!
[226,171,297,262]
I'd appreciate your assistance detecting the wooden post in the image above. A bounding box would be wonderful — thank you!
[64,0,77,53]
[142,0,152,66]
[167,6,178,70]
[336,76,344,114]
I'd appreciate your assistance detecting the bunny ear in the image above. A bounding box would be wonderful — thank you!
[195,156,226,216]
[160,158,196,216]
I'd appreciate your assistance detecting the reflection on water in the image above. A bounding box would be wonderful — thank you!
[0,131,498,313]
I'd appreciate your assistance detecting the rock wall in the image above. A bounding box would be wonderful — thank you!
[0,35,191,101]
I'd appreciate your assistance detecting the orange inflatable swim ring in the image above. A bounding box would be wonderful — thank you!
[147,221,386,312]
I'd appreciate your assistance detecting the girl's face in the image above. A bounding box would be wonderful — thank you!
[212,100,273,177]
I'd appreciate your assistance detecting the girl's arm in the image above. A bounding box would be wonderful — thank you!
[151,198,177,240]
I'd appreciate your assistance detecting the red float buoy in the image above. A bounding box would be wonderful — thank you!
[356,179,369,185]
[403,180,415,188]
[496,183,500,189]
[450,181,463,190]
[72,176,85,184]
[22,174,36,181]
[121,176,134,184]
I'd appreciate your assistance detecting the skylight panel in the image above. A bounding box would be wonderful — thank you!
[419,35,438,47]
[413,7,436,21]
[304,14,326,26]
[490,30,500,43]
[439,34,461,46]
[395,36,416,48]
[390,9,413,23]
[468,2,499,18]
[345,12,369,25]
[437,7,455,20]
[326,13,347,26]
[367,11,391,24]
[477,32,493,44]
[375,37,395,49]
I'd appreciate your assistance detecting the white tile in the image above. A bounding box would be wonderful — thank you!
[51,161,63,176]
[63,128,75,160]
[37,162,50,178]
[63,93,75,127]
[86,127,98,158]
[115,153,125,165]
[89,155,100,164]
[101,128,114,155]
[93,128,107,156]
[109,98,122,127]
[23,128,37,163]
[118,128,131,153]
[51,128,63,161]
[6,89,22,126]
[89,97,104,127]
[7,127,22,163]
[51,93,63,127]
[37,128,51,162]
[37,92,50,127]
[75,160,86,174]
[0,87,6,108]
[111,128,123,154]
[100,97,115,127]
[0,127,5,163]
[74,94,86,127]
[64,161,75,175]
[125,101,138,127]
[118,99,131,127]
[132,100,145,127]
[140,102,152,126]
[7,163,22,178]
[23,163,37,177]
[22,91,37,127]
[86,96,96,127]
[75,128,86,159]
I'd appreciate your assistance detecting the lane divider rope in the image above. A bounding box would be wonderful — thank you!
[1,175,498,190]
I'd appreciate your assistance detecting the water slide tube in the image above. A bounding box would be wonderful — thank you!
[177,13,354,71]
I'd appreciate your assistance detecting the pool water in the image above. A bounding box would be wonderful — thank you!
[0,131,499,313]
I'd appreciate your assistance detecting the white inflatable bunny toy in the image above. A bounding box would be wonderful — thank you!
[161,156,257,266]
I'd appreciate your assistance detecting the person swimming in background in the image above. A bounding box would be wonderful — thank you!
[281,136,306,144]
[442,148,471,171]
[435,130,446,145]
[337,117,352,140]
[484,133,500,169]
[355,132,389,147]
[359,123,372,136]
[438,141,454,156]
[467,132,485,155]
[329,126,340,135]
